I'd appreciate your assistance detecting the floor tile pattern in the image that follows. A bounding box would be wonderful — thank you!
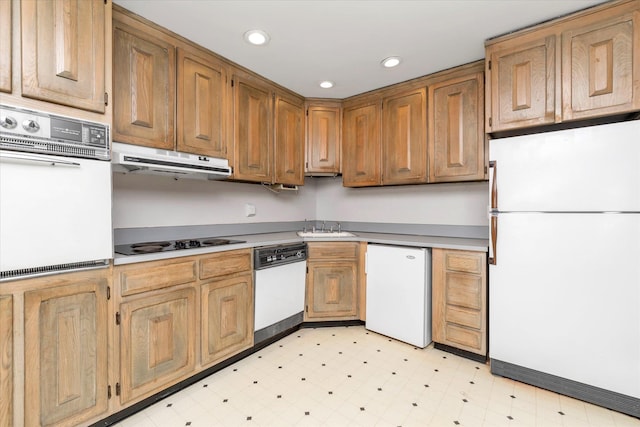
[114,326,640,426]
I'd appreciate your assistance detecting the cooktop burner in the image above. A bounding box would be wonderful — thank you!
[115,237,246,255]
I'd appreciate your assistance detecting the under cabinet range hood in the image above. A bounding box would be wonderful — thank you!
[111,142,232,180]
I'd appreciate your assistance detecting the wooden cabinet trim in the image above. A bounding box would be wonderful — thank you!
[199,249,252,280]
[308,242,359,259]
[0,296,12,427]
[118,259,197,297]
[0,0,11,94]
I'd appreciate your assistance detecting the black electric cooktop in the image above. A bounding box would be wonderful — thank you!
[115,237,246,255]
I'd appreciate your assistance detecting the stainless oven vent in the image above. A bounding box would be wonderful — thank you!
[0,134,109,160]
[0,259,109,281]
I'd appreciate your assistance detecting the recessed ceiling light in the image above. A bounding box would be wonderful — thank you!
[381,56,402,68]
[319,81,334,89]
[244,30,270,46]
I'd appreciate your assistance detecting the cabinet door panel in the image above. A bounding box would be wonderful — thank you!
[274,96,304,185]
[177,49,227,157]
[120,287,196,404]
[0,296,12,427]
[382,88,427,185]
[563,14,638,120]
[0,0,11,93]
[342,103,381,187]
[24,279,108,426]
[21,0,105,112]
[429,72,485,182]
[113,19,175,149]
[306,105,341,174]
[233,77,272,182]
[489,35,556,131]
[307,262,357,318]
[201,274,253,366]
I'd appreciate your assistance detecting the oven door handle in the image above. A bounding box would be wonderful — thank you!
[0,151,81,167]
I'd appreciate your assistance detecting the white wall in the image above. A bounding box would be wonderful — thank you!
[112,174,488,228]
[314,178,489,226]
[112,173,317,228]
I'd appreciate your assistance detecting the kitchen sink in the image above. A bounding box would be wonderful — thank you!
[297,231,356,238]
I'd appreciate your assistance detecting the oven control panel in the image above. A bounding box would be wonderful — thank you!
[0,104,110,160]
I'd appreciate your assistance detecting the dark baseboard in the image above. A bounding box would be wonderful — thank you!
[434,342,487,363]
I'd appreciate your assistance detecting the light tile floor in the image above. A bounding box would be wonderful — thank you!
[114,326,640,427]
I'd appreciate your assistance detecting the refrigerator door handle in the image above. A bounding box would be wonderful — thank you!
[489,214,497,265]
[489,160,497,211]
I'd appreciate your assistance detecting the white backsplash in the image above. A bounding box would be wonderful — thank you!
[112,174,488,228]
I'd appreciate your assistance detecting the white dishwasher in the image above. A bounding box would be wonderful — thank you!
[253,242,307,345]
[365,244,431,348]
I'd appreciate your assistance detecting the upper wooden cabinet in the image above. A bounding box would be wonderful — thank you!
[342,101,382,187]
[429,69,486,182]
[112,14,175,149]
[0,0,11,94]
[305,100,342,175]
[113,7,229,158]
[274,93,305,185]
[232,73,273,182]
[486,0,640,132]
[382,88,427,185]
[20,0,106,113]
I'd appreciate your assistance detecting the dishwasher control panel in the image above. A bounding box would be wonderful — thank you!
[254,242,307,270]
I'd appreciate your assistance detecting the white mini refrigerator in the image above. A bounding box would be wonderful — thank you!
[365,244,431,348]
[489,120,640,417]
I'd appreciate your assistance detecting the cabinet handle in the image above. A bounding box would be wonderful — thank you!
[489,215,497,265]
[0,151,80,167]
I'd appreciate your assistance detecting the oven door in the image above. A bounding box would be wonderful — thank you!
[0,151,113,276]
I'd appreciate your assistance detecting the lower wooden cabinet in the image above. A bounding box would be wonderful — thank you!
[432,248,487,356]
[0,295,12,427]
[305,242,360,320]
[201,273,253,366]
[119,286,196,404]
[23,272,109,427]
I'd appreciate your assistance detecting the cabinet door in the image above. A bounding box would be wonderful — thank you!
[562,11,639,121]
[177,49,228,158]
[487,35,556,132]
[342,103,381,187]
[429,72,485,182]
[306,104,341,174]
[21,0,105,113]
[113,17,175,149]
[382,88,427,185]
[201,274,254,366]
[306,261,358,319]
[274,95,305,185]
[0,0,11,93]
[120,287,196,404]
[233,76,272,182]
[0,296,12,427]
[24,278,108,427]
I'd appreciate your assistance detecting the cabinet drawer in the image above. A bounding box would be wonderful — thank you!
[445,324,482,351]
[444,251,484,274]
[445,306,481,330]
[446,272,482,310]
[118,260,197,297]
[200,249,252,280]
[308,242,358,259]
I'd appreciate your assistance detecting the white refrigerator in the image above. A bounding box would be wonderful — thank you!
[366,244,431,348]
[489,119,640,417]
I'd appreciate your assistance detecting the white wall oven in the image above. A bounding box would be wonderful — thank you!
[0,104,112,281]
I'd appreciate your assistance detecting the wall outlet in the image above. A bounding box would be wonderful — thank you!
[245,203,256,217]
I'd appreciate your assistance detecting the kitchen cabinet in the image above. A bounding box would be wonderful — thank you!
[342,101,382,187]
[305,242,360,320]
[429,67,486,182]
[305,100,342,175]
[485,0,640,132]
[21,0,106,113]
[0,0,11,94]
[382,87,427,185]
[432,248,487,358]
[112,9,176,149]
[0,296,11,427]
[200,249,254,367]
[232,73,273,182]
[23,271,109,427]
[274,92,305,185]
